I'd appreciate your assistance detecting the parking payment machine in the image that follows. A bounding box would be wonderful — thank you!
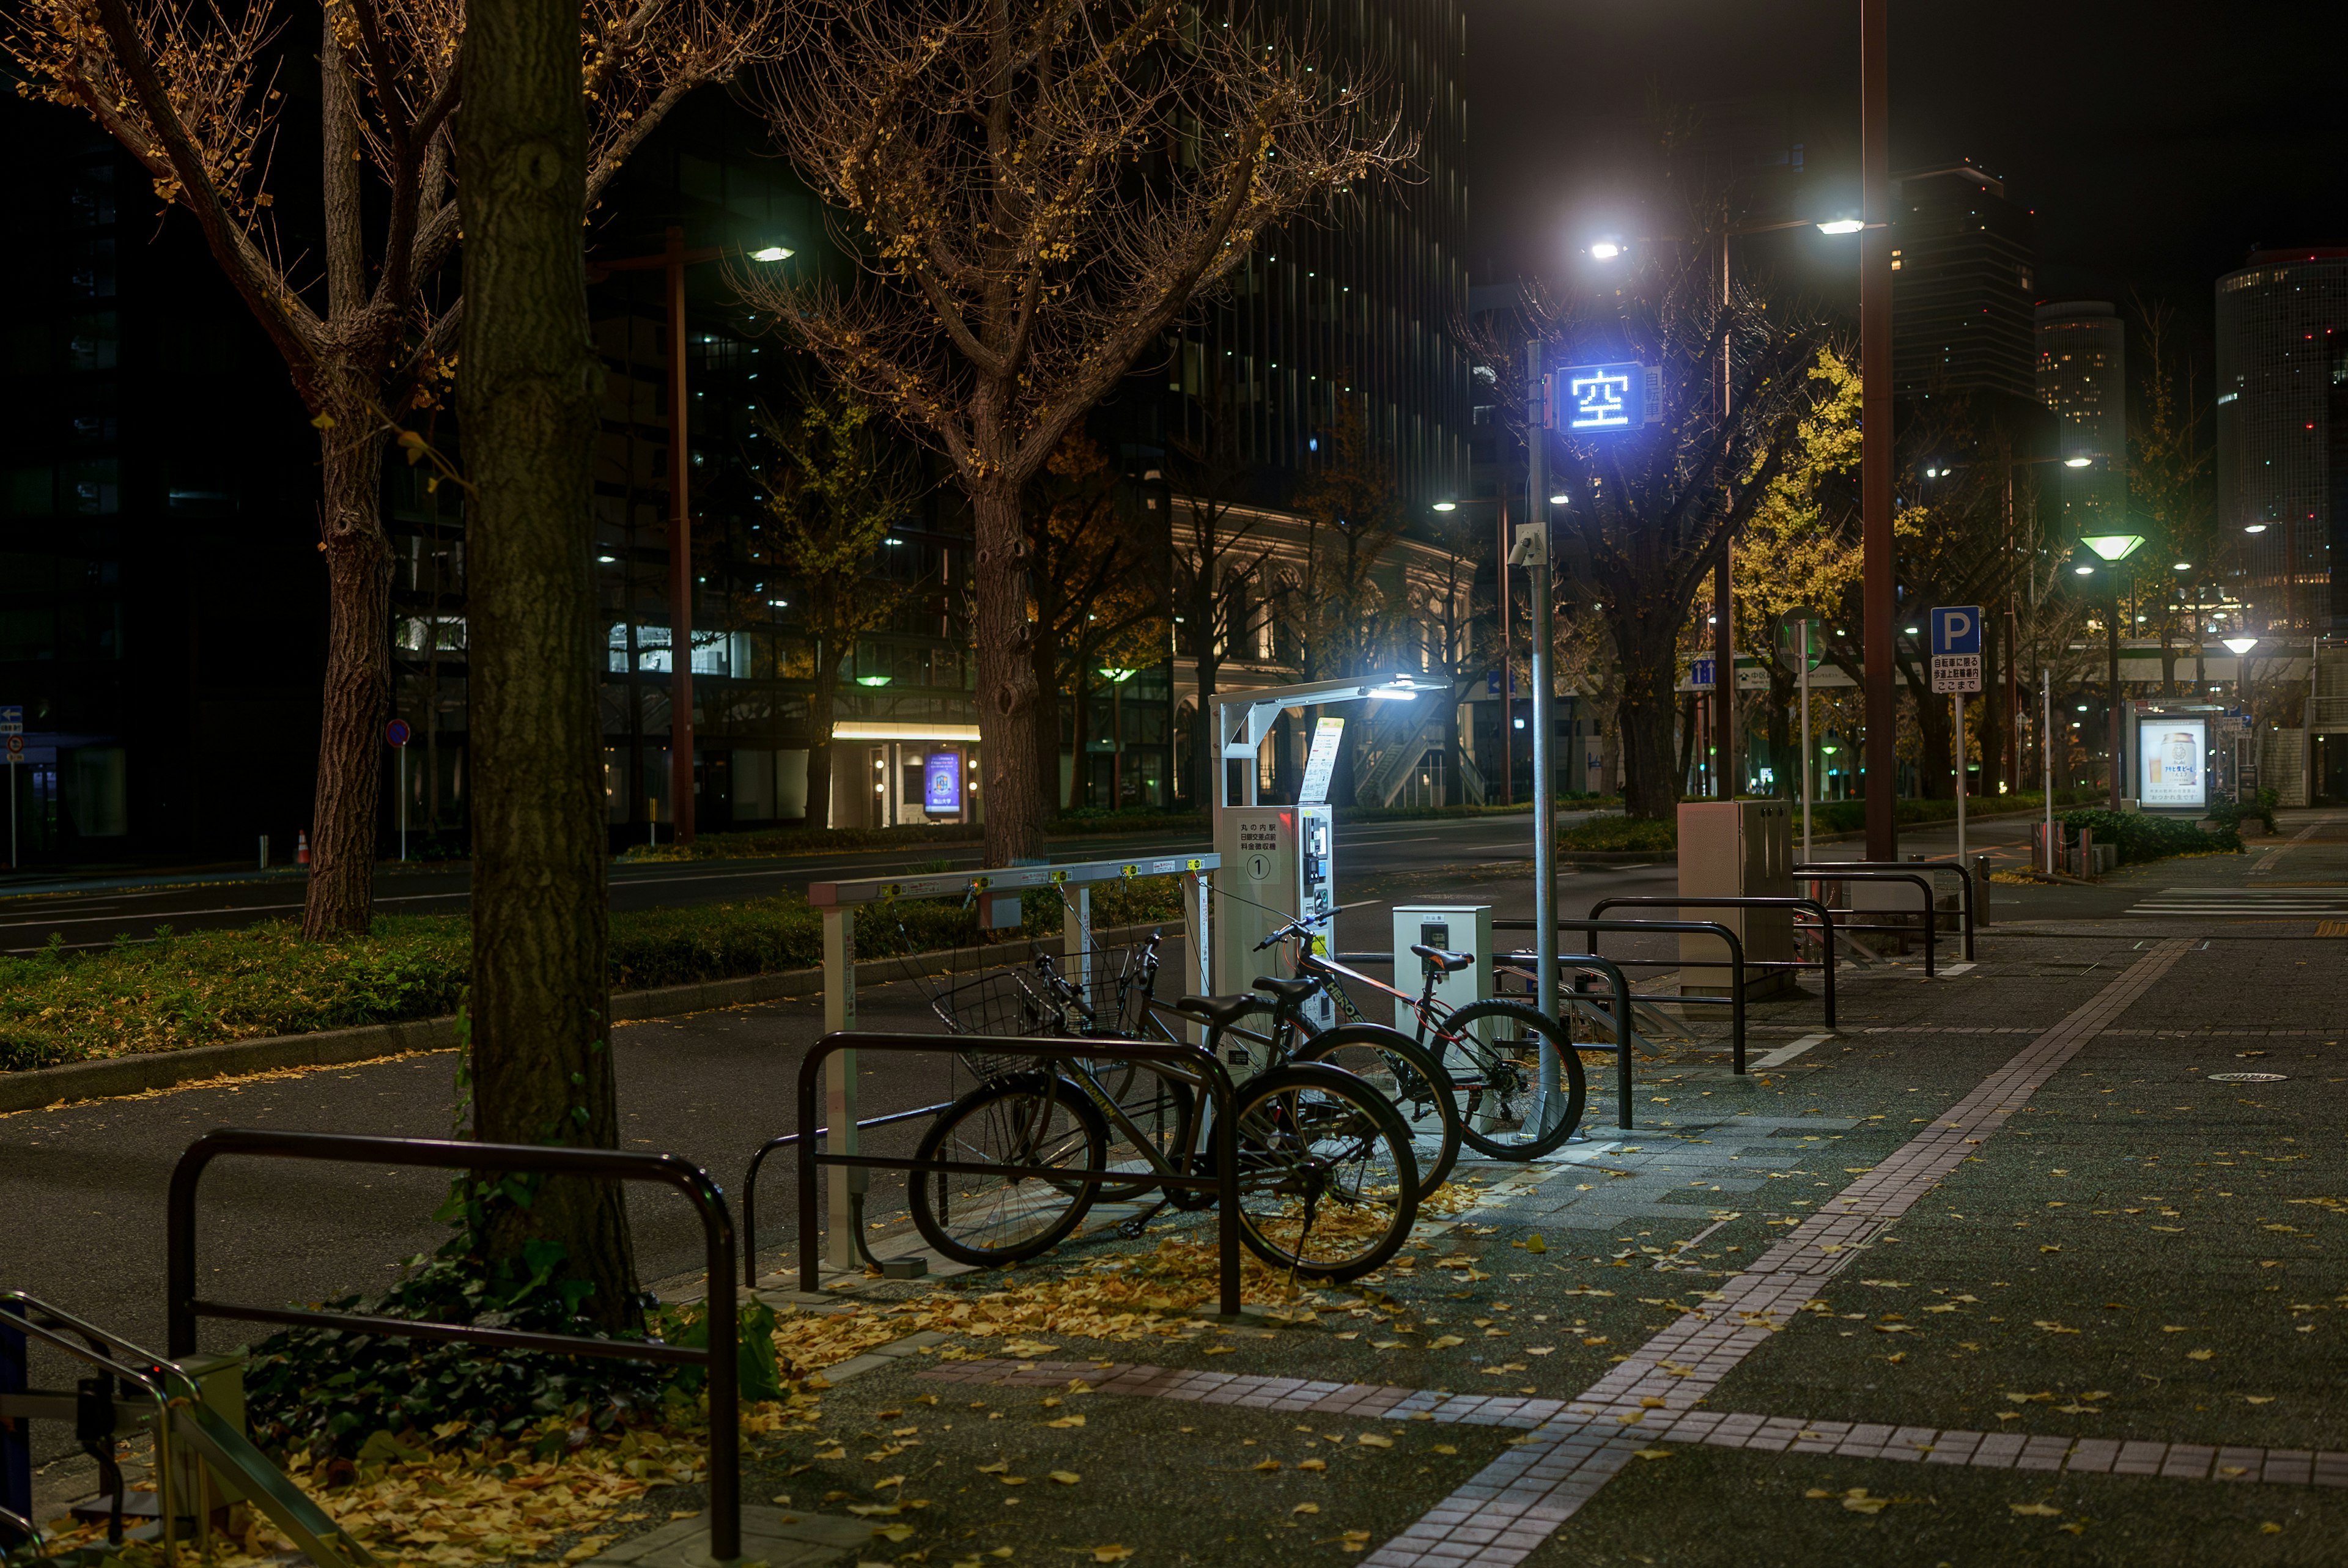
[1214,803,1336,1029]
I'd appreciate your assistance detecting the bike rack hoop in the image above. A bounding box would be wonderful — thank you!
[164,1130,745,1561]
[797,1032,1244,1317]
[1494,917,1749,1073]
[1787,868,1942,974]
[1585,895,1837,1032]
[1795,859,1975,962]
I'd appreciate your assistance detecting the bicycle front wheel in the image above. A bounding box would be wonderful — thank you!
[1287,1023,1461,1198]
[1433,1000,1584,1159]
[909,1072,1107,1266]
[1224,1064,1418,1281]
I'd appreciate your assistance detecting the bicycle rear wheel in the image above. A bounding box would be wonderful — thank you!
[1432,1000,1584,1159]
[1224,1063,1418,1281]
[1287,1023,1461,1198]
[909,1072,1107,1266]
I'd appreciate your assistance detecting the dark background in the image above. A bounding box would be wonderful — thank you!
[1462,0,2341,353]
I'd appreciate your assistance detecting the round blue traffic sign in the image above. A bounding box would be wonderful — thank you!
[386,720,412,747]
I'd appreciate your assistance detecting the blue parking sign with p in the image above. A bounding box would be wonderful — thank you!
[1931,606,1982,657]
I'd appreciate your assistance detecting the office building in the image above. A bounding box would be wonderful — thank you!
[2034,301,2128,539]
[2216,247,2348,631]
[1891,163,2037,405]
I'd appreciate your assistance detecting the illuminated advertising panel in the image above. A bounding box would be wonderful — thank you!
[924,751,964,814]
[2138,717,2209,809]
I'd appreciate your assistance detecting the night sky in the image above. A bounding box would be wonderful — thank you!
[1464,1,2340,356]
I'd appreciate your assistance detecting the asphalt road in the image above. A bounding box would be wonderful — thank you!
[0,806,2067,955]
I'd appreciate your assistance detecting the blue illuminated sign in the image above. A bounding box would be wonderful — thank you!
[1930,605,1983,657]
[1553,362,1653,433]
[924,752,964,814]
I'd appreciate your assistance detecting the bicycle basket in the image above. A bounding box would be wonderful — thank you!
[929,966,1066,1078]
[1033,942,1163,1037]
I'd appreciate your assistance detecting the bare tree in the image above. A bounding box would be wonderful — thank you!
[1167,378,1272,808]
[1526,251,1826,820]
[757,386,920,831]
[9,0,778,935]
[2129,295,2220,693]
[742,0,1406,863]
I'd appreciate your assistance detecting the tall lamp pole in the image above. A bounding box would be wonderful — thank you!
[2079,526,2147,806]
[1859,0,1897,860]
[592,229,792,844]
[1524,340,1559,1034]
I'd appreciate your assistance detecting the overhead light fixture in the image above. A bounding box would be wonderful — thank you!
[1548,493,1570,505]
[2079,529,2146,562]
[2244,523,2269,533]
[597,554,616,563]
[2223,636,2259,656]
[1431,500,1457,512]
[2173,561,2192,570]
[1589,239,1622,261]
[750,245,794,262]
[1815,218,1865,235]
[767,598,788,608]
[2073,564,2095,575]
[856,675,892,686]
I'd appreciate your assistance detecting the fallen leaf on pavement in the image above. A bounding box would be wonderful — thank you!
[2187,1349,2215,1361]
[1090,1547,1134,1563]
[1355,1434,1394,1448]
[2011,1503,2062,1517]
[1293,1502,1321,1515]
[1428,1335,1466,1350]
[1253,1459,1281,1473]
[1047,1415,1086,1429]
[1633,1449,1671,1460]
[1049,1471,1080,1485]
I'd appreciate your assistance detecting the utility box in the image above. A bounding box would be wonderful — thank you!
[1677,800,1796,998]
[1390,905,1493,1032]
[1214,803,1336,1026]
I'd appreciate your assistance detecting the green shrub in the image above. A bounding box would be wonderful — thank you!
[1556,815,1678,853]
[2208,789,2278,838]
[2060,808,2240,863]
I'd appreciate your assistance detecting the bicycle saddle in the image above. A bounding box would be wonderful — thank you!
[1251,975,1324,1008]
[1175,993,1263,1027]
[1410,944,1475,974]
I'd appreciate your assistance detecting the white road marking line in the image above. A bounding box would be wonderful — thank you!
[1751,1032,1829,1068]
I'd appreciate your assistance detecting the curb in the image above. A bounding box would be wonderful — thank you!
[0,925,1172,1115]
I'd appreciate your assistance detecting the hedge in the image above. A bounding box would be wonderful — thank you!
[0,877,1186,1075]
[2059,808,2241,864]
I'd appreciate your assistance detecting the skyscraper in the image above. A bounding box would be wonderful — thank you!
[2216,248,2348,631]
[2034,301,2128,538]
[1891,163,2037,405]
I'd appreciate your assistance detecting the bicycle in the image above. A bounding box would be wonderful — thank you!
[907,995,1420,1281]
[1007,929,1463,1203]
[1256,911,1586,1158]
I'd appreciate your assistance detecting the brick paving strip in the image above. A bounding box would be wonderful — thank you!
[915,938,2229,1565]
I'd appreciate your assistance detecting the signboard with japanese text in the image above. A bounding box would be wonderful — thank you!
[2138,716,2209,809]
[923,752,964,814]
[1549,363,1663,433]
[1298,717,1346,806]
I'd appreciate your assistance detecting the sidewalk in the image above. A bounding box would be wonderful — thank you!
[576,818,2348,1567]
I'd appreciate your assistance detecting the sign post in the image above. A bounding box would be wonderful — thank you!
[1930,608,1984,861]
[1776,610,1824,863]
[385,719,412,861]
[1,706,21,870]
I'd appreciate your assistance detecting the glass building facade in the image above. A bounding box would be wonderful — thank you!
[2034,301,2128,539]
[1891,164,2037,405]
[2216,248,2348,632]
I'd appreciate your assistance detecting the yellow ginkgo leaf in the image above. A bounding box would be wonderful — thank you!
[2187,1349,2215,1361]
[1205,1345,1236,1356]
[874,1522,917,1542]
[1428,1335,1466,1350]
[1047,1415,1086,1429]
[1293,1502,1321,1515]
[1432,1445,1458,1456]
[1091,1547,1134,1564]
[1633,1448,1671,1460]
[978,1460,1010,1474]
[1355,1434,1394,1448]
[1298,1458,1327,1471]
[1253,1459,1281,1473]
[2010,1503,2062,1517]
[1049,1471,1080,1485]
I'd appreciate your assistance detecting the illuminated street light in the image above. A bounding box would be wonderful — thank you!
[2064,455,2094,468]
[1816,218,1866,235]
[2173,561,2192,570]
[2078,529,2146,562]
[750,245,795,262]
[1589,238,1623,260]
[2223,636,2259,657]
[2245,523,2269,533]
[1548,493,1570,505]
[1431,499,1458,512]
[2073,564,2095,575]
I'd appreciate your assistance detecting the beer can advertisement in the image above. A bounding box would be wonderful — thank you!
[2138,716,2208,809]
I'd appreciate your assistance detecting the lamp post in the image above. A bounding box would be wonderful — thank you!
[2078,526,2147,807]
[590,230,792,844]
[2223,636,2258,800]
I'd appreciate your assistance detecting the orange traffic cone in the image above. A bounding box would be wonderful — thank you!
[297,829,311,866]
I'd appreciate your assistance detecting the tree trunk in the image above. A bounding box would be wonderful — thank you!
[1029,618,1061,830]
[974,484,1046,863]
[456,0,638,1330]
[1194,646,1220,812]
[302,430,394,938]
[1616,639,1679,820]
[805,666,838,830]
[1066,674,1091,811]
[1766,672,1795,798]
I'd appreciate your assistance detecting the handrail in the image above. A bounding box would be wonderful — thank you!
[1796,858,1974,960]
[166,1130,743,1561]
[798,1032,1244,1314]
[1790,868,1940,975]
[741,1100,959,1289]
[1586,895,1837,1031]
[1496,916,1749,1073]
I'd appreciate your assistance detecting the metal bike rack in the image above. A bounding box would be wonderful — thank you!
[806,852,1220,1271]
[1796,859,1976,962]
[742,1100,958,1289]
[797,1032,1243,1316]
[166,1130,745,1562]
[1497,916,1752,1072]
[1343,949,1647,1133]
[1790,868,1942,974]
[1587,896,1839,1031]
[3,1290,375,1567]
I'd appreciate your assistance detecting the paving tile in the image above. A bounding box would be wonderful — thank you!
[2162,1445,2216,1480]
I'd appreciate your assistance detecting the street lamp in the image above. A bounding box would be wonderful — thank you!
[2223,636,2259,800]
[2078,528,2146,806]
[589,230,792,845]
[2064,456,2093,468]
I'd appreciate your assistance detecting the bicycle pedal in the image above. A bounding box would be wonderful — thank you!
[1117,1216,1151,1240]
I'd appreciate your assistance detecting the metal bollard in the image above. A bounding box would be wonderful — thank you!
[1972,853,1993,925]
